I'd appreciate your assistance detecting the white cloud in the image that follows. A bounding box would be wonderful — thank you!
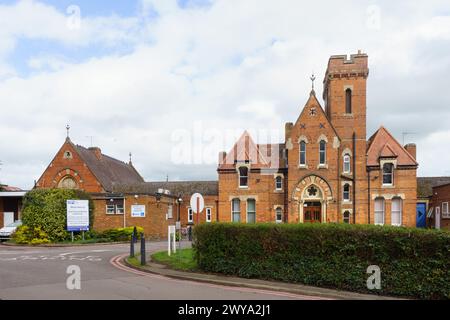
[0,0,449,188]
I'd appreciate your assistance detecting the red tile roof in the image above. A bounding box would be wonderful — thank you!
[367,126,418,167]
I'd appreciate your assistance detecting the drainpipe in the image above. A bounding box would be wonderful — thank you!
[353,132,356,224]
[367,167,371,224]
[337,144,341,223]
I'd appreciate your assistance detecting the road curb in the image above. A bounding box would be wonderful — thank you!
[120,256,400,300]
[0,241,130,248]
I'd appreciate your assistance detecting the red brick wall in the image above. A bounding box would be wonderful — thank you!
[179,195,218,226]
[431,184,450,230]
[36,139,104,193]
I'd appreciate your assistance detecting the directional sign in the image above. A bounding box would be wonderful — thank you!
[190,193,204,214]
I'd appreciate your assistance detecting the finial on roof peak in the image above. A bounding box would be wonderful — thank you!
[65,124,71,141]
[310,73,316,95]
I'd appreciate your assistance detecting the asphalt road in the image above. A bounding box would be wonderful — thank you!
[0,242,317,300]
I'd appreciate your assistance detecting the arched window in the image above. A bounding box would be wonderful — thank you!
[299,141,306,165]
[275,207,283,223]
[343,184,350,201]
[232,198,241,222]
[275,176,282,190]
[382,163,394,185]
[343,211,351,224]
[345,88,352,114]
[391,198,402,226]
[319,140,326,165]
[374,197,385,225]
[58,176,77,189]
[238,166,248,187]
[343,154,351,173]
[247,199,256,223]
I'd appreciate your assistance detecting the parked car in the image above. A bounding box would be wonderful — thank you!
[0,220,22,241]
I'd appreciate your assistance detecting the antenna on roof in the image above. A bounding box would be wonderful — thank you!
[86,136,94,147]
[166,174,169,182]
[402,132,417,145]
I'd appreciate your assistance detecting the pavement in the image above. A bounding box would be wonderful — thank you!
[0,241,331,300]
[122,253,397,300]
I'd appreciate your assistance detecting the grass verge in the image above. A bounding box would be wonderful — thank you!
[151,248,197,271]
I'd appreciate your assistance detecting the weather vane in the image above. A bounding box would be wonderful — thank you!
[66,124,70,138]
[310,73,316,90]
[129,152,132,163]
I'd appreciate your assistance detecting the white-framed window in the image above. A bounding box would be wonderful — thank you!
[275,207,283,223]
[106,204,115,214]
[343,154,351,173]
[275,176,282,190]
[167,205,173,219]
[343,211,351,224]
[343,184,350,201]
[382,163,394,186]
[232,198,241,222]
[238,166,248,188]
[247,199,256,223]
[442,202,449,218]
[299,141,306,166]
[206,207,212,222]
[374,198,385,225]
[188,207,193,223]
[106,199,124,215]
[435,206,441,229]
[391,197,402,226]
[319,140,326,165]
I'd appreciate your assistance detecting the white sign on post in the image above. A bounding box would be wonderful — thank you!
[67,200,89,231]
[168,225,176,256]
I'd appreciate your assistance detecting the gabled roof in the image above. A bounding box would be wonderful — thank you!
[0,185,22,192]
[417,177,450,198]
[367,126,418,167]
[218,131,285,170]
[71,141,144,192]
[111,181,218,196]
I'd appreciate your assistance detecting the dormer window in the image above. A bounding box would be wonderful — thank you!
[382,163,394,186]
[238,166,248,188]
[319,140,326,165]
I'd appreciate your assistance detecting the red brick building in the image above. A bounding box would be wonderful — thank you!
[429,183,450,230]
[217,51,419,227]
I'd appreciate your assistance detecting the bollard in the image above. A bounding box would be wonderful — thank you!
[188,226,192,242]
[130,234,135,258]
[140,233,146,266]
[133,226,138,243]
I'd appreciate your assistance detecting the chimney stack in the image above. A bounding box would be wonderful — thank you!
[285,122,293,142]
[89,147,102,160]
[404,143,416,160]
[218,151,227,165]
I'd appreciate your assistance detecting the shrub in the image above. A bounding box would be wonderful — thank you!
[193,223,450,299]
[12,225,51,245]
[21,189,95,242]
[101,226,144,242]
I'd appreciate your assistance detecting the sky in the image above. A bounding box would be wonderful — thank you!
[0,0,450,189]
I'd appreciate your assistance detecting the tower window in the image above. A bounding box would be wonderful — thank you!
[238,166,248,187]
[345,88,352,114]
[382,163,394,186]
[319,140,326,165]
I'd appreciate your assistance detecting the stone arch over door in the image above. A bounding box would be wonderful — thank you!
[291,175,333,223]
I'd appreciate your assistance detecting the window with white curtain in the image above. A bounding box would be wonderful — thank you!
[232,198,241,222]
[247,199,256,223]
[374,198,385,225]
[391,198,402,226]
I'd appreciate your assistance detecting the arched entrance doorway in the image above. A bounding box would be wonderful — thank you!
[291,175,333,223]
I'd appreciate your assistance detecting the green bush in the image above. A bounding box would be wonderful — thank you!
[101,226,144,242]
[12,225,51,245]
[21,189,95,242]
[193,223,450,299]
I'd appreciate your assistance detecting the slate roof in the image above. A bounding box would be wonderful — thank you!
[367,126,418,167]
[0,185,22,191]
[72,143,144,192]
[417,177,450,198]
[111,181,218,196]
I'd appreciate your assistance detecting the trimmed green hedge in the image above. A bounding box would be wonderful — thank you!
[193,223,450,299]
[101,226,144,241]
[21,189,94,242]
